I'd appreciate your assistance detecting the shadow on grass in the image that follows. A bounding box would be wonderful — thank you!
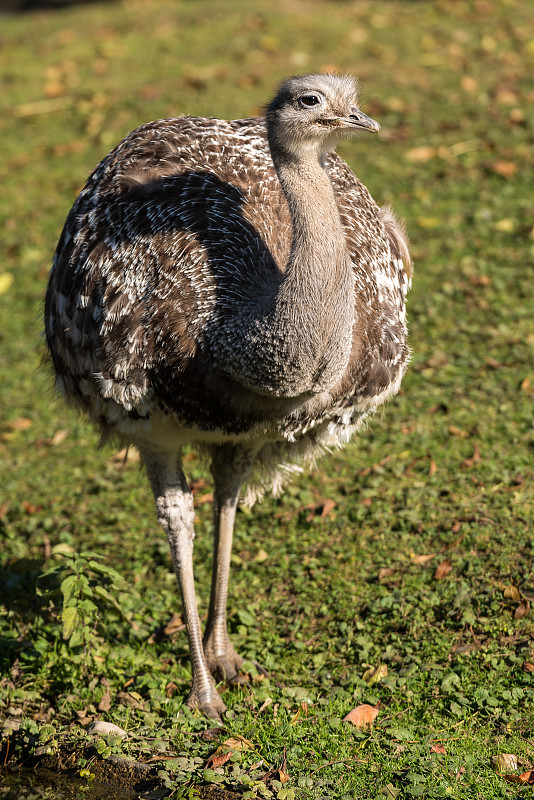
[0,0,118,13]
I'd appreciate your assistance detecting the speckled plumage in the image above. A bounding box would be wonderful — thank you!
[46,116,409,466]
[45,75,411,716]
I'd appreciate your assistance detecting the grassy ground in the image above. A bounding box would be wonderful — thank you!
[1,0,533,798]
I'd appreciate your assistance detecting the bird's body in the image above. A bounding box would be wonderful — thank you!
[45,74,411,717]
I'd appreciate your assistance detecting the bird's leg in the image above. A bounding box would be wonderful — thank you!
[203,444,253,683]
[142,448,226,720]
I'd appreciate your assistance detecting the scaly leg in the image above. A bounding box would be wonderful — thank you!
[142,447,225,719]
[203,444,253,682]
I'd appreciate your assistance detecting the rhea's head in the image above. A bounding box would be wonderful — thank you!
[265,73,380,162]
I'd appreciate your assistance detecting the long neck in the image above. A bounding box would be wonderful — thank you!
[269,154,355,393]
[209,145,355,399]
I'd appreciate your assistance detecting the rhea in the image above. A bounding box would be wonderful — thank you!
[45,74,411,719]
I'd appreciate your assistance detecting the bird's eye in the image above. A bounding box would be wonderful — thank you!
[299,94,321,108]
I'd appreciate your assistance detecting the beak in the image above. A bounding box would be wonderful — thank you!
[341,108,380,133]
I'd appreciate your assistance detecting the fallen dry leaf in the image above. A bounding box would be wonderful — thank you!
[378,567,396,581]
[493,753,518,773]
[206,751,233,769]
[163,613,185,636]
[108,446,140,464]
[21,501,43,515]
[502,770,534,785]
[411,552,436,565]
[430,743,446,754]
[87,720,127,738]
[514,600,530,619]
[461,443,481,468]
[97,690,111,713]
[522,661,534,673]
[320,498,336,517]
[449,425,469,438]
[503,584,521,602]
[147,613,185,645]
[306,498,336,521]
[194,492,214,506]
[490,160,518,178]
[116,691,147,710]
[258,697,273,714]
[362,664,388,685]
[221,736,253,752]
[407,145,437,162]
[4,417,32,432]
[343,703,379,728]
[165,681,179,698]
[206,736,253,769]
[434,559,452,580]
[461,75,478,92]
[47,429,68,446]
[468,274,491,287]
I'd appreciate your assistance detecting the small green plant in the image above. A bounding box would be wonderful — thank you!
[37,549,128,661]
[157,771,202,799]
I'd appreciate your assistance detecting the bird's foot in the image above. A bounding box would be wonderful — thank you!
[204,635,246,684]
[186,684,227,721]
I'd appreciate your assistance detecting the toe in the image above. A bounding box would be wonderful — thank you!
[186,687,227,720]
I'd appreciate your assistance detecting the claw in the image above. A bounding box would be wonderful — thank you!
[186,685,227,720]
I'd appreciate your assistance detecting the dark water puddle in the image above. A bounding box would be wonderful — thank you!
[0,769,158,799]
[0,769,240,799]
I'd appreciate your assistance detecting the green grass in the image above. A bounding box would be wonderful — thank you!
[1,0,533,798]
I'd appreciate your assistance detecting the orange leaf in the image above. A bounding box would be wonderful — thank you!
[491,160,518,178]
[278,769,290,783]
[320,498,336,518]
[430,744,446,754]
[449,426,469,438]
[205,751,233,769]
[165,681,179,698]
[343,703,379,728]
[434,559,452,580]
[22,501,43,515]
[195,492,214,506]
[4,417,32,432]
[503,771,534,785]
